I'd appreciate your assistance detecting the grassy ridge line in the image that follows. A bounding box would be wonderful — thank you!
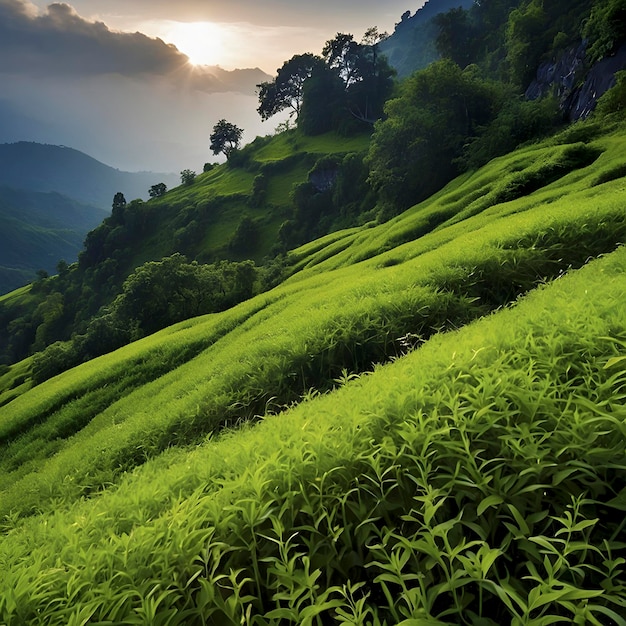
[287,127,624,277]
[124,131,370,267]
[1,129,626,518]
[1,247,625,624]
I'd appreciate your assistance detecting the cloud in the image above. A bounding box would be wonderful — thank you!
[0,1,184,75]
[0,1,288,172]
[0,0,270,93]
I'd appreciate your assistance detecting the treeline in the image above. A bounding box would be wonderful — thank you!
[31,254,256,383]
[256,29,395,136]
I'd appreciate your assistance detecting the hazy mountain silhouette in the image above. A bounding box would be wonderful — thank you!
[0,185,107,293]
[0,142,179,209]
[380,0,474,77]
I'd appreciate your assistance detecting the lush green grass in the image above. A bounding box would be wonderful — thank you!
[2,122,626,518]
[1,121,626,624]
[252,130,370,162]
[119,131,370,267]
[1,244,625,624]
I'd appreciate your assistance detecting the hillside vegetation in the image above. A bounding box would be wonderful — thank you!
[2,0,626,622]
[2,0,625,369]
[1,115,626,623]
[0,130,372,369]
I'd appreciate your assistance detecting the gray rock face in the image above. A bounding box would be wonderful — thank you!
[526,42,626,120]
[525,42,587,101]
[565,44,626,120]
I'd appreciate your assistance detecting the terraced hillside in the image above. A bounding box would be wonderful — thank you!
[1,119,626,624]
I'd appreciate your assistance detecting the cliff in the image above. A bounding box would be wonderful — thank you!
[526,42,626,121]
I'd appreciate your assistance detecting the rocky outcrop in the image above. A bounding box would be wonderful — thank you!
[526,42,626,120]
[564,43,626,120]
[309,166,338,193]
[525,42,587,102]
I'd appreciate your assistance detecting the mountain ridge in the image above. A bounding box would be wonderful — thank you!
[0,141,179,209]
[0,185,107,293]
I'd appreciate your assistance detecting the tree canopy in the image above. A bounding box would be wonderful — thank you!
[149,183,167,199]
[367,59,504,213]
[257,32,395,134]
[209,119,244,159]
[257,53,324,122]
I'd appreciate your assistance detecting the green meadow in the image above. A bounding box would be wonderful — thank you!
[1,120,626,624]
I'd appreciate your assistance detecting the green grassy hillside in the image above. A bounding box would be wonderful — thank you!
[131,130,371,265]
[1,119,626,623]
[0,129,372,368]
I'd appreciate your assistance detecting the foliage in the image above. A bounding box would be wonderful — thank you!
[595,70,626,116]
[180,169,196,186]
[111,192,126,220]
[460,95,562,169]
[257,54,324,122]
[229,216,258,254]
[3,227,626,622]
[504,0,595,86]
[504,0,549,85]
[434,7,476,68]
[584,0,626,63]
[367,60,504,214]
[2,121,626,626]
[210,119,244,159]
[148,182,167,198]
[298,64,349,135]
[31,254,258,383]
[258,34,394,135]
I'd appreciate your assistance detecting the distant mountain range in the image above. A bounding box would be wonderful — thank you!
[0,142,179,294]
[0,186,107,294]
[0,142,179,209]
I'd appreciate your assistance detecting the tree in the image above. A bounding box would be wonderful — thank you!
[322,33,362,87]
[111,192,126,224]
[209,119,243,159]
[321,31,396,126]
[584,0,626,63]
[367,59,503,214]
[112,192,126,210]
[257,53,324,121]
[180,169,196,185]
[435,8,475,68]
[149,183,167,198]
[299,64,348,135]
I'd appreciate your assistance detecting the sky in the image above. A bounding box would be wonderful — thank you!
[1,0,425,173]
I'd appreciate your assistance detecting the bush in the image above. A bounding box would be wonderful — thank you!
[180,169,196,185]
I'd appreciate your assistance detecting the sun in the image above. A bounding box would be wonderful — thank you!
[165,21,225,67]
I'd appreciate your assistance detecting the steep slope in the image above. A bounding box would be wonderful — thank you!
[0,131,372,367]
[0,142,179,208]
[1,119,626,621]
[0,186,107,294]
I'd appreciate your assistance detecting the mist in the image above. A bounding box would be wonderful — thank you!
[0,71,283,172]
[0,0,281,172]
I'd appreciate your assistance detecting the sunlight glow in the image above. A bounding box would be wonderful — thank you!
[164,21,225,66]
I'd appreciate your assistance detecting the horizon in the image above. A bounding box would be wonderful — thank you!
[1,0,427,172]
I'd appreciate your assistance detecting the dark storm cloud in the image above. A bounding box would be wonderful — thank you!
[0,0,193,75]
[0,0,268,92]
